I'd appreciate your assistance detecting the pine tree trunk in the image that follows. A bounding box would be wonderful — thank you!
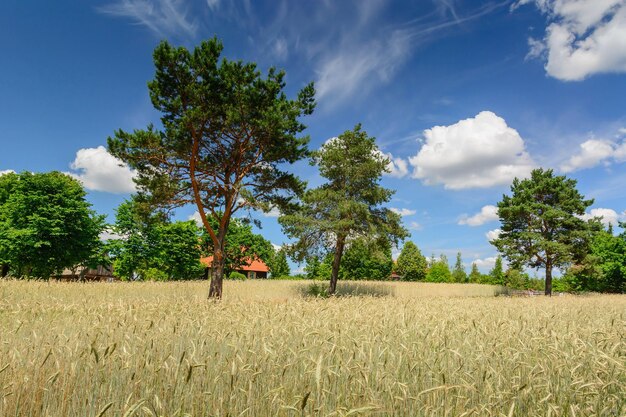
[545,260,552,297]
[208,249,225,299]
[329,236,346,296]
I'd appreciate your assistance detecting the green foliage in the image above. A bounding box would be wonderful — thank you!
[340,238,393,280]
[228,271,247,281]
[488,256,505,285]
[107,37,314,297]
[504,268,530,289]
[201,216,274,275]
[563,226,626,293]
[426,255,452,283]
[492,168,597,295]
[452,252,467,283]
[468,263,482,283]
[304,256,323,279]
[109,199,204,280]
[396,241,427,281]
[141,267,169,281]
[299,281,395,298]
[270,249,291,278]
[280,125,408,294]
[0,172,105,278]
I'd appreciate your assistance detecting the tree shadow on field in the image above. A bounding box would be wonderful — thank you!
[297,281,395,298]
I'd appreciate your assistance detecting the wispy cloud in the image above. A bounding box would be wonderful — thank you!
[312,1,508,107]
[98,0,198,39]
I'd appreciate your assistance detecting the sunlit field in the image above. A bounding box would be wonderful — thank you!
[0,280,624,416]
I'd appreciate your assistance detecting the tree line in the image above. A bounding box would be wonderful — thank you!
[1,38,624,297]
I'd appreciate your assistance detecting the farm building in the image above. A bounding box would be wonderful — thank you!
[200,256,270,279]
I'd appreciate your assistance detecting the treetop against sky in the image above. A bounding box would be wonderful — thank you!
[0,0,624,273]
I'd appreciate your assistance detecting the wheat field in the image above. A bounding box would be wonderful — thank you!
[0,280,624,416]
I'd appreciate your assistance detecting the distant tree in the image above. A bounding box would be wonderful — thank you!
[0,172,105,278]
[489,256,505,285]
[426,255,452,283]
[396,241,427,281]
[564,226,625,293]
[504,268,530,289]
[468,262,481,283]
[109,199,204,280]
[340,237,393,280]
[452,252,467,283]
[107,37,315,298]
[280,125,408,295]
[492,169,597,296]
[304,256,322,279]
[270,249,291,278]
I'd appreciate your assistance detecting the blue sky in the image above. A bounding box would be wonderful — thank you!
[1,0,625,273]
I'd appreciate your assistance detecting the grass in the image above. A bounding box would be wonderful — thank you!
[0,280,624,416]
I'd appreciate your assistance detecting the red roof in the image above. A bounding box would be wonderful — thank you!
[200,256,269,272]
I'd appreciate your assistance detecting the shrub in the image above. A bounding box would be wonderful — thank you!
[228,271,247,281]
[299,281,395,298]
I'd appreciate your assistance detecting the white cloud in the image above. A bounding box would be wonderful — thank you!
[272,37,288,61]
[390,207,416,217]
[99,0,198,39]
[410,111,535,189]
[459,205,499,226]
[473,257,497,270]
[516,0,626,81]
[408,221,423,231]
[263,206,281,218]
[0,170,15,176]
[580,208,623,227]
[188,211,203,226]
[561,137,626,172]
[67,146,137,194]
[206,0,219,10]
[271,243,282,252]
[386,153,409,178]
[472,256,508,272]
[100,228,123,241]
[315,29,411,106]
[486,228,502,241]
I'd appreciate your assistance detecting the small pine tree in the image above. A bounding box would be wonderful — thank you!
[452,252,467,283]
[469,262,481,283]
[271,250,291,278]
[489,256,505,285]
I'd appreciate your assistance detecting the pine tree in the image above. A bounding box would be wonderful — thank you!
[452,252,467,283]
[469,262,481,283]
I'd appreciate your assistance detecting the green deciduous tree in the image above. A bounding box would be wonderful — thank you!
[426,254,452,282]
[492,168,597,296]
[340,237,393,280]
[564,225,626,293]
[304,256,322,279]
[0,172,105,278]
[107,38,314,298]
[452,252,467,283]
[280,125,408,295]
[396,241,427,281]
[109,199,204,280]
